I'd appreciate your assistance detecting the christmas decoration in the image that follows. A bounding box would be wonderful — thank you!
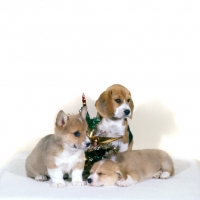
[81,94,123,178]
[82,93,100,136]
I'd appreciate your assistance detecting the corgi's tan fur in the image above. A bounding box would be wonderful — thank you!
[25,106,90,188]
[87,149,174,187]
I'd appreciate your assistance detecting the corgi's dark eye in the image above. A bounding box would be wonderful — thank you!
[74,131,80,137]
[98,172,104,176]
[115,99,121,103]
[127,99,130,103]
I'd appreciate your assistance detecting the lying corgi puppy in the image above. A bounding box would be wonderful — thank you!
[94,84,134,152]
[87,149,174,187]
[25,106,90,188]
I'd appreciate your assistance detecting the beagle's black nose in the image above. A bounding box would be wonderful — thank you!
[124,109,130,115]
[87,178,93,184]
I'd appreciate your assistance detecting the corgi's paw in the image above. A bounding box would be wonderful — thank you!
[116,178,128,187]
[51,181,66,188]
[35,175,48,182]
[160,172,170,179]
[152,171,162,179]
[72,181,86,186]
[116,175,135,187]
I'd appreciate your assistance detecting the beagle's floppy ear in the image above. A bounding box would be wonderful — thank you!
[95,90,114,118]
[129,93,134,119]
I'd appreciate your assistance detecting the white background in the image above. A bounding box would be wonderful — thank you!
[0,0,199,168]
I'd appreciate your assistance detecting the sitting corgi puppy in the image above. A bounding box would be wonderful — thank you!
[94,84,134,152]
[87,149,174,187]
[25,106,90,188]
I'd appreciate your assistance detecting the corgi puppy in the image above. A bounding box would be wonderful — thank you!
[87,149,174,187]
[25,106,90,188]
[94,84,134,153]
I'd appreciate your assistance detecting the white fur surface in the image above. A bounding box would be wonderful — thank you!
[114,101,131,118]
[96,118,125,137]
[0,152,200,200]
[117,141,128,152]
[71,169,85,185]
[55,147,83,173]
[47,168,65,187]
[49,147,84,186]
[160,171,170,179]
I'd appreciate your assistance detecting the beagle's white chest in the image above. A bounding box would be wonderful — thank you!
[96,118,125,137]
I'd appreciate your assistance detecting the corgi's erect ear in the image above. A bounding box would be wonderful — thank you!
[95,90,114,118]
[80,106,87,119]
[56,110,68,129]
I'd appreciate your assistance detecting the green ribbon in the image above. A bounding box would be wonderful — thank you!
[85,112,100,131]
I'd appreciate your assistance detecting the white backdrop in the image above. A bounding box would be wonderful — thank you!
[0,0,200,169]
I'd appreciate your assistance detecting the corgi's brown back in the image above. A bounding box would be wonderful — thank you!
[25,134,63,178]
[116,149,174,181]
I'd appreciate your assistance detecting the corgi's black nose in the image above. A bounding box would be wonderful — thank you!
[124,109,130,115]
[86,142,91,147]
[87,178,92,184]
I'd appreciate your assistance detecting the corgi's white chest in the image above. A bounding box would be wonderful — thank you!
[55,148,83,173]
[96,118,125,137]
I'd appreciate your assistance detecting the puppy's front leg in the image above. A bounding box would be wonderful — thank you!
[71,163,86,186]
[116,175,136,187]
[48,168,65,188]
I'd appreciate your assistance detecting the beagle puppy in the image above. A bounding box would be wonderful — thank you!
[94,84,134,153]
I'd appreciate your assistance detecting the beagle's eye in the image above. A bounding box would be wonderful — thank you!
[74,131,80,137]
[98,172,104,176]
[115,99,121,103]
[127,99,130,103]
